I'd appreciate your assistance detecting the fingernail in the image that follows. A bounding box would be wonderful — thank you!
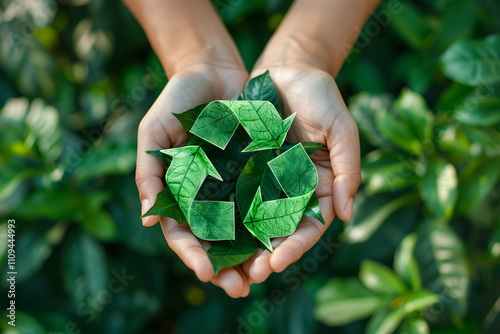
[344,197,353,222]
[141,199,151,225]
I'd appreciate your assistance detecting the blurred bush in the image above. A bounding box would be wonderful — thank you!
[1,0,499,333]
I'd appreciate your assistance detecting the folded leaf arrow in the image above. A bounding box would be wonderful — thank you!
[161,146,235,240]
[190,100,295,152]
[243,143,318,251]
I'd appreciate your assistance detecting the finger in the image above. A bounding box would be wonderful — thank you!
[160,218,214,282]
[136,123,165,226]
[210,267,247,298]
[242,248,273,284]
[327,111,361,222]
[234,266,251,298]
[270,196,333,273]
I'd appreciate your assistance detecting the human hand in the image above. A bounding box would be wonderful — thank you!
[240,63,361,284]
[137,63,255,297]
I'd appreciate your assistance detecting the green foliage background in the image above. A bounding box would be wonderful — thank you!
[1,0,499,333]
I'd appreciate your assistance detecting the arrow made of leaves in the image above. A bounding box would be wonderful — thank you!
[243,143,318,251]
[190,100,295,152]
[160,146,235,240]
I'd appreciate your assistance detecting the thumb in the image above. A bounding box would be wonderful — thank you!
[327,111,361,222]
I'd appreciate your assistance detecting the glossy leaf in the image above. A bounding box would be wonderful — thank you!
[361,150,419,194]
[366,291,438,334]
[190,100,295,151]
[394,233,422,290]
[243,144,319,251]
[342,192,418,243]
[245,70,282,116]
[173,103,208,133]
[400,316,430,334]
[375,111,421,153]
[141,186,187,224]
[414,220,470,318]
[419,159,458,221]
[454,96,500,126]
[303,192,325,225]
[359,260,407,296]
[366,306,405,334]
[440,34,500,86]
[394,89,434,144]
[315,278,389,326]
[207,223,258,276]
[236,150,281,219]
[456,156,500,213]
[349,93,393,148]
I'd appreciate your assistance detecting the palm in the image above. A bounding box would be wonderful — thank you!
[137,64,251,297]
[241,65,361,284]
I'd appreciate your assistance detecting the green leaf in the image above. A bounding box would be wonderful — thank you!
[245,70,282,116]
[189,201,235,240]
[388,1,431,49]
[160,146,235,240]
[236,150,281,219]
[75,140,136,182]
[400,316,430,334]
[414,220,470,318]
[342,192,418,243]
[349,93,393,149]
[303,192,325,225]
[403,290,440,314]
[82,209,119,241]
[244,187,310,252]
[207,223,258,276]
[456,156,500,213]
[63,232,109,304]
[435,0,478,50]
[454,96,500,126]
[359,260,407,296]
[440,34,500,86]
[173,103,208,133]
[366,291,438,334]
[419,159,458,221]
[276,141,326,155]
[375,111,421,154]
[243,144,318,251]
[141,186,187,223]
[361,150,419,194]
[314,278,389,326]
[488,218,500,259]
[146,149,173,167]
[394,233,421,290]
[394,89,434,144]
[366,306,405,334]
[190,100,294,151]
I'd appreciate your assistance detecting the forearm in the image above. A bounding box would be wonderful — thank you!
[123,0,244,77]
[255,0,381,76]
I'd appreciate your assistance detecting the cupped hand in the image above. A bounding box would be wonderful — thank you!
[241,64,361,284]
[136,63,252,297]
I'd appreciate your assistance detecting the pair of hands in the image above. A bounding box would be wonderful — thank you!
[136,59,361,297]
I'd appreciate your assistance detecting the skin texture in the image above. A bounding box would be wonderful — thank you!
[123,0,380,297]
